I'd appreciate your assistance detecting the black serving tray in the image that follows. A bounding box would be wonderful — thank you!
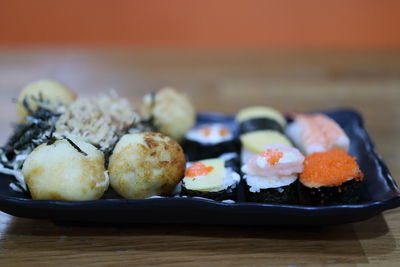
[0,109,399,226]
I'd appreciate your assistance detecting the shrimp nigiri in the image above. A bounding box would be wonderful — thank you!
[285,113,350,155]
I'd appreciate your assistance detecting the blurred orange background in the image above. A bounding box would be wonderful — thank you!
[1,0,400,49]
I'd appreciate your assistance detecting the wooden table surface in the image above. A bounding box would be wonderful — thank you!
[0,49,399,266]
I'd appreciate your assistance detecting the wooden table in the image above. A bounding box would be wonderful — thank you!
[0,49,399,266]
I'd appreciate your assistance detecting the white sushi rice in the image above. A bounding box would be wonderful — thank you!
[219,152,238,162]
[222,168,241,191]
[243,174,297,192]
[186,124,233,144]
[240,147,255,164]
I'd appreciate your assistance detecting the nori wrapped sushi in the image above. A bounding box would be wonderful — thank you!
[239,117,283,135]
[236,106,292,163]
[183,123,237,161]
[236,106,287,132]
[299,149,364,205]
[181,158,241,201]
[241,144,305,204]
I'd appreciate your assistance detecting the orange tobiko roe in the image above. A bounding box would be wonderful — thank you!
[219,127,229,136]
[299,149,364,188]
[200,127,211,137]
[185,162,214,178]
[260,149,284,166]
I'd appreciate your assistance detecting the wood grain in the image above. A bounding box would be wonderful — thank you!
[0,49,399,266]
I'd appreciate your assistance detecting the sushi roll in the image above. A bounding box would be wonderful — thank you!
[286,113,350,155]
[236,106,286,134]
[241,144,304,204]
[181,158,241,201]
[184,123,237,161]
[236,106,292,163]
[299,149,364,205]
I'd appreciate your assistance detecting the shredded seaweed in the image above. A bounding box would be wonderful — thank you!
[65,138,88,156]
[0,103,60,192]
[46,133,57,146]
[22,97,34,116]
[2,107,60,158]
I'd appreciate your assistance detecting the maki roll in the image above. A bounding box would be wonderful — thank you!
[236,106,286,134]
[181,158,241,201]
[299,149,364,205]
[236,106,292,163]
[286,113,350,155]
[184,123,236,161]
[241,144,304,204]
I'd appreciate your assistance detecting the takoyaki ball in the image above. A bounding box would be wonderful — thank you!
[108,132,186,199]
[141,87,195,142]
[17,79,76,122]
[22,138,108,201]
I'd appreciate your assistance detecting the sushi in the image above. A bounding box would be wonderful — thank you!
[241,144,304,204]
[299,149,364,205]
[236,106,286,134]
[236,106,292,163]
[286,113,350,155]
[181,158,241,201]
[184,123,237,161]
[240,131,292,163]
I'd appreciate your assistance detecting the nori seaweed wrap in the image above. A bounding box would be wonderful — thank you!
[236,106,286,135]
[184,123,237,161]
[239,117,283,135]
[299,179,363,205]
[245,181,299,204]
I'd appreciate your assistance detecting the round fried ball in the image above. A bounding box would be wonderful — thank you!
[17,79,76,122]
[22,138,109,201]
[108,132,186,199]
[141,87,195,142]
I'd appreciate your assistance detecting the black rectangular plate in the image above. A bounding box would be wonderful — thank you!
[0,109,399,226]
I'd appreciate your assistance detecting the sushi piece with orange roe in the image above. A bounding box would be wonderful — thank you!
[184,123,237,161]
[241,144,304,204]
[299,149,364,205]
[181,158,241,201]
